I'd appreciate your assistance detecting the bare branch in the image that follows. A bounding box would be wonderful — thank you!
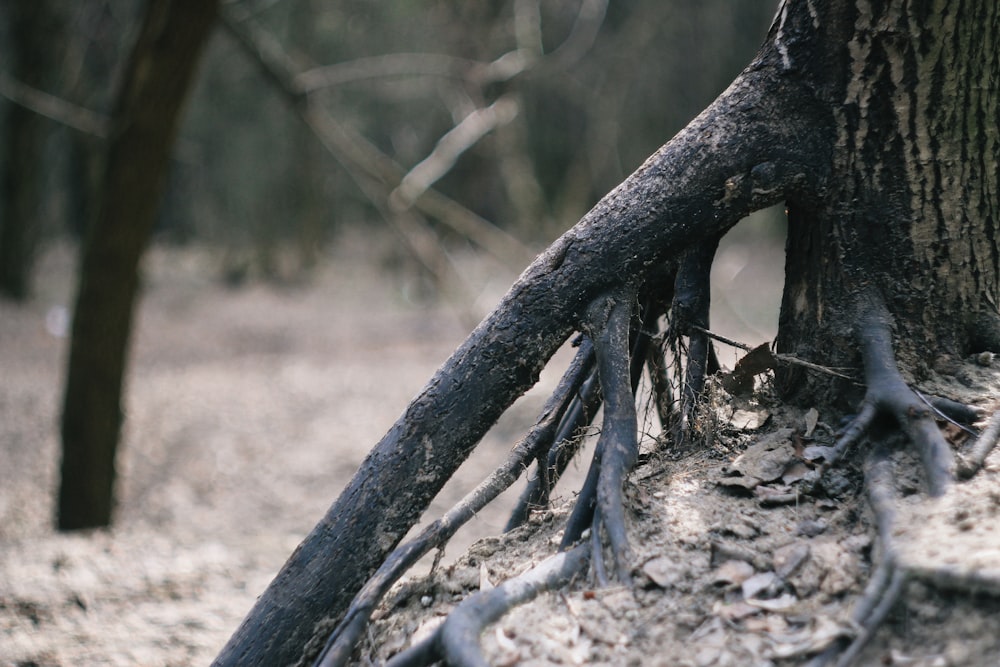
[0,72,108,137]
[294,53,479,92]
[220,9,536,271]
[390,96,520,211]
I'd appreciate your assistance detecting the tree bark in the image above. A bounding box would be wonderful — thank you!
[216,0,999,664]
[58,0,218,531]
[776,0,1000,403]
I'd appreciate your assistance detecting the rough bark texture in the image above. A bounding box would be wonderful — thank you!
[58,0,218,531]
[776,0,1000,402]
[216,1,999,664]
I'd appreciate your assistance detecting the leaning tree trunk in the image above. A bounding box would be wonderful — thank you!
[58,0,218,531]
[215,1,999,664]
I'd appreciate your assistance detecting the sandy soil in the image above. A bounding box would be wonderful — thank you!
[5,224,1000,667]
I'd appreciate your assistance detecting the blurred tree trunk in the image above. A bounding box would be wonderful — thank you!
[0,1,65,300]
[58,0,218,531]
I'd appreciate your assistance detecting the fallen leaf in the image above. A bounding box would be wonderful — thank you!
[713,600,760,620]
[641,556,683,589]
[742,571,781,600]
[746,593,799,612]
[781,461,811,484]
[712,559,756,587]
[729,408,771,430]
[720,343,778,395]
[723,428,796,483]
[765,615,852,659]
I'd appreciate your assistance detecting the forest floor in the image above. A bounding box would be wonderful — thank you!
[3,224,1000,666]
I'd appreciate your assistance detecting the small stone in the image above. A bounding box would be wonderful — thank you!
[420,595,433,608]
[773,543,811,579]
[796,519,828,537]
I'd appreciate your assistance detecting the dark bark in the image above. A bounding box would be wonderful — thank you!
[0,1,65,300]
[216,0,999,664]
[58,0,218,531]
[776,0,1000,403]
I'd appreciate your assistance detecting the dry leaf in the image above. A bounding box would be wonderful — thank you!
[712,559,756,587]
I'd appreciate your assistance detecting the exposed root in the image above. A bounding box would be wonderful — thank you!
[385,544,590,667]
[958,408,1000,478]
[815,290,955,496]
[505,337,598,531]
[669,238,721,445]
[809,444,906,667]
[312,342,594,667]
[508,294,660,533]
[337,282,990,666]
[584,295,640,582]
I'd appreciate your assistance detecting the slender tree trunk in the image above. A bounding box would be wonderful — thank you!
[58,0,218,531]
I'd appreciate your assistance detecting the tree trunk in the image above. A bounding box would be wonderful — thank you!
[776,0,1000,403]
[58,0,218,531]
[0,1,65,300]
[216,1,999,664]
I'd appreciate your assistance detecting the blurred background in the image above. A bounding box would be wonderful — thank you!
[1,0,781,300]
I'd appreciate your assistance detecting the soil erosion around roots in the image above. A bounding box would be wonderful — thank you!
[364,369,1000,667]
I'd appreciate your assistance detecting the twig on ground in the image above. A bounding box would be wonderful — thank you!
[959,409,1000,478]
[690,325,856,381]
[915,390,983,431]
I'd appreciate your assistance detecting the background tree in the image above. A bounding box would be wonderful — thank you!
[0,1,67,300]
[214,0,1000,665]
[58,0,218,530]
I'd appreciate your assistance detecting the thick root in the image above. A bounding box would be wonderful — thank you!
[812,290,955,496]
[559,295,639,583]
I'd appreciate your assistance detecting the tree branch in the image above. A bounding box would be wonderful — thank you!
[0,71,108,137]
[219,9,536,270]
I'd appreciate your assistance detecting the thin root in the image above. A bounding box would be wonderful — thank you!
[809,444,906,667]
[589,294,640,582]
[958,408,1000,478]
[386,544,589,667]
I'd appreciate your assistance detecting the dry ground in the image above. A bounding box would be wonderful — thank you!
[4,224,1000,666]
